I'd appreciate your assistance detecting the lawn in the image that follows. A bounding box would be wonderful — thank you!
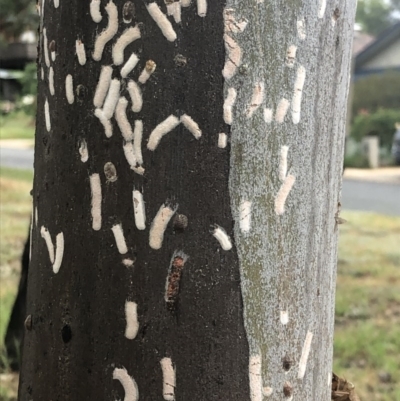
[0,112,35,140]
[0,167,32,400]
[0,168,399,400]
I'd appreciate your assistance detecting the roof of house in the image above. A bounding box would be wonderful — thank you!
[355,21,400,69]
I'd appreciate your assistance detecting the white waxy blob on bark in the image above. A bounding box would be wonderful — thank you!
[115,97,134,141]
[111,224,128,254]
[167,2,181,23]
[79,139,89,162]
[280,310,289,325]
[275,174,296,215]
[53,232,64,274]
[218,133,227,149]
[146,3,177,42]
[102,78,120,119]
[213,226,232,251]
[90,0,102,23]
[89,173,102,231]
[125,301,139,340]
[40,226,55,264]
[298,331,313,379]
[223,87,237,125]
[123,258,135,267]
[112,26,141,65]
[224,8,248,33]
[292,65,306,124]
[112,368,139,401]
[127,81,143,113]
[297,19,306,40]
[160,357,176,400]
[138,60,156,84]
[275,98,290,123]
[123,141,137,168]
[43,28,50,67]
[279,145,289,181]
[44,98,51,132]
[263,108,273,123]
[93,65,113,108]
[94,108,113,138]
[263,387,273,397]
[147,115,180,151]
[65,74,74,104]
[197,0,207,17]
[93,1,118,61]
[48,67,55,95]
[75,40,86,65]
[180,114,202,139]
[249,354,263,401]
[121,53,139,78]
[149,204,177,250]
[245,82,264,118]
[239,200,252,232]
[222,34,241,80]
[318,0,327,18]
[133,120,143,165]
[133,189,146,230]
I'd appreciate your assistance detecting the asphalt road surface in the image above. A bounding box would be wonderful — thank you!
[1,147,399,216]
[0,147,34,170]
[341,179,400,216]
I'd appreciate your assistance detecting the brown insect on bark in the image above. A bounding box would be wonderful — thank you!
[165,251,188,309]
[331,372,361,401]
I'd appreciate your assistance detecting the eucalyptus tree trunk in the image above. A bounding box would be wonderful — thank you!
[19,0,356,400]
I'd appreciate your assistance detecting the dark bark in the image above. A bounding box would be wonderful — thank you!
[20,1,249,399]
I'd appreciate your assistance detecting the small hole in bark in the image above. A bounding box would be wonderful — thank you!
[61,324,72,343]
[174,54,187,67]
[239,65,248,75]
[123,1,135,23]
[49,40,56,52]
[333,8,340,21]
[104,162,118,182]
[283,381,293,397]
[336,36,340,47]
[141,323,148,338]
[76,84,87,101]
[282,355,292,371]
[173,214,188,231]
[317,288,320,296]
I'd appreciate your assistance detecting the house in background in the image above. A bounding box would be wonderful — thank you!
[0,32,37,102]
[354,21,400,80]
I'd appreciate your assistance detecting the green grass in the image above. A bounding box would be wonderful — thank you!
[0,167,32,399]
[334,210,400,401]
[0,111,35,140]
[0,169,399,400]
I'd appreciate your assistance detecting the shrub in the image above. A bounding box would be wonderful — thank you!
[350,108,400,149]
[18,62,37,116]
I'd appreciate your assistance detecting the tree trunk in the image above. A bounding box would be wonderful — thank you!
[19,1,356,400]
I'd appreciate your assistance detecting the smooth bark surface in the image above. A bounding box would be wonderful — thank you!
[19,1,355,400]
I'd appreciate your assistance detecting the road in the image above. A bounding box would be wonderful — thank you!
[0,146,34,170]
[341,179,400,216]
[1,147,399,216]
